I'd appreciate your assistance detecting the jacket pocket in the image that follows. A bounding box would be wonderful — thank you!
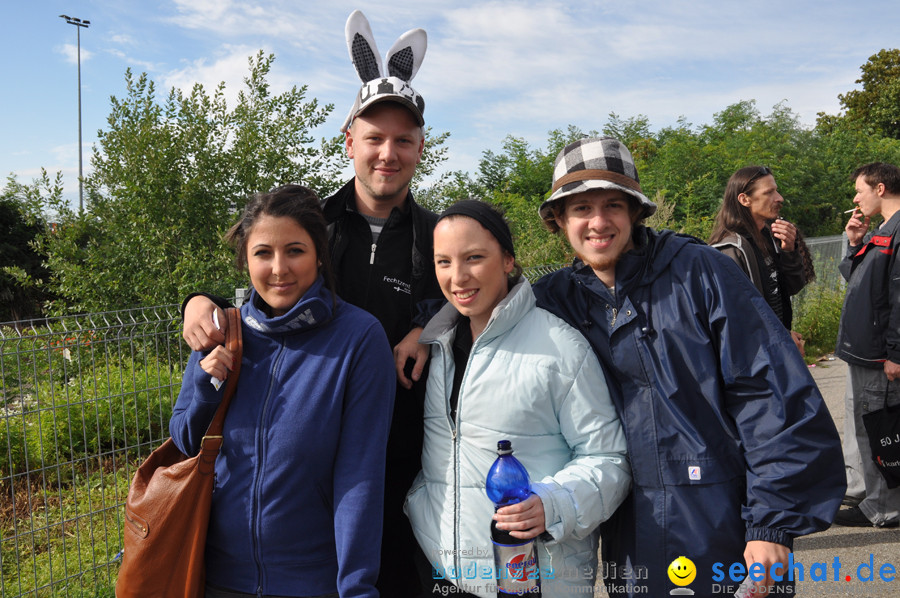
[658,454,744,486]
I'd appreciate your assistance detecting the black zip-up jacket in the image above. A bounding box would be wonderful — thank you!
[836,210,900,368]
[322,179,442,347]
[711,228,807,329]
[321,179,442,597]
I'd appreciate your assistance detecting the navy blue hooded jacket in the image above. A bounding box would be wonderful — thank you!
[533,226,844,597]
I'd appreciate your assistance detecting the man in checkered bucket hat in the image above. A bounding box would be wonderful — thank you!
[531,137,845,597]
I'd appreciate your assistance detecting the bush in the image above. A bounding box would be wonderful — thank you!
[793,281,845,363]
[1,355,183,480]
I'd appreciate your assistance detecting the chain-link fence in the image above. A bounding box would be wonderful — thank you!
[0,237,845,597]
[804,234,845,285]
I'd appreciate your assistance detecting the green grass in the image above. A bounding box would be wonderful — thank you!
[1,461,129,597]
[1,329,185,598]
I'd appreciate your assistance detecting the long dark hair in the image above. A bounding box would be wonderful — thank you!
[709,166,774,257]
[225,185,337,303]
[795,228,816,285]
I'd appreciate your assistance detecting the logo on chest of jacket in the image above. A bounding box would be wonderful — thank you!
[383,276,411,295]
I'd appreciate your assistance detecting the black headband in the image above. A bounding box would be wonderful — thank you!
[437,200,515,258]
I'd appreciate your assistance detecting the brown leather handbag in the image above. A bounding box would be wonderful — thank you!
[116,307,243,598]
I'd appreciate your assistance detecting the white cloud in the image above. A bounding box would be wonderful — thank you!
[167,0,328,40]
[160,45,298,108]
[58,43,93,65]
[110,34,135,45]
[106,48,158,73]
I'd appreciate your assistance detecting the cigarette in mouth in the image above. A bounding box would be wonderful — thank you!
[844,208,860,213]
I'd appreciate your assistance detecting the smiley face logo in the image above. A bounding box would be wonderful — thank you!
[667,556,696,587]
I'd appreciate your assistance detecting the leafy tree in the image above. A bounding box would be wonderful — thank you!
[836,49,900,139]
[413,127,452,191]
[634,100,878,239]
[18,46,900,317]
[414,170,478,214]
[467,126,593,266]
[603,112,652,147]
[810,117,900,228]
[32,52,346,313]
[644,191,677,231]
[0,174,57,322]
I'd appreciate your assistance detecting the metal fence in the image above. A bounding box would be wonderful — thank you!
[0,237,845,597]
[793,235,846,321]
[522,262,568,282]
[0,306,188,597]
[804,234,846,285]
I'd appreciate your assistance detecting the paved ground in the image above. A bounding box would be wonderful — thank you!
[594,357,900,597]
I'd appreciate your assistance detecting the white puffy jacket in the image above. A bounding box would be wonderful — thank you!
[405,279,631,597]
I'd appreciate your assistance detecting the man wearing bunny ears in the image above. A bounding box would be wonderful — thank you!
[532,137,844,597]
[181,11,440,597]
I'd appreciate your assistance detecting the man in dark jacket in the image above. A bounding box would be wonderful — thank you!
[531,137,845,597]
[833,162,900,528]
[181,12,440,596]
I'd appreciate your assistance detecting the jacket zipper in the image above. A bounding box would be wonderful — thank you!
[370,242,376,265]
[452,328,487,580]
[449,344,462,578]
[252,339,286,593]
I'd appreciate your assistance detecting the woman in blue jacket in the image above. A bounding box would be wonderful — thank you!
[170,185,395,598]
[405,201,631,598]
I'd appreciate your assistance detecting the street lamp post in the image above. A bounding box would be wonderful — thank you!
[59,15,90,213]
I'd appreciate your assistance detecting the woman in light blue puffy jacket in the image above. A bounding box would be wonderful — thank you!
[405,201,631,598]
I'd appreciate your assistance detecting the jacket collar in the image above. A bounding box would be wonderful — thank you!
[420,279,535,345]
[243,275,335,335]
[876,209,900,236]
[568,226,704,302]
[322,178,413,221]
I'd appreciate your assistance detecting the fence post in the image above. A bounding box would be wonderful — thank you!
[234,288,249,307]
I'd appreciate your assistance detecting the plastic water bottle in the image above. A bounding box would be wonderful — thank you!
[485,440,541,596]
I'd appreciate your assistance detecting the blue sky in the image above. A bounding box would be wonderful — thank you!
[3,1,900,208]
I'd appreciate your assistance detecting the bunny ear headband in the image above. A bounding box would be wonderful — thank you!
[340,10,427,132]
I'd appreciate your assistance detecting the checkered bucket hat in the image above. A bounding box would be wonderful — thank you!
[539,136,656,229]
[340,10,426,132]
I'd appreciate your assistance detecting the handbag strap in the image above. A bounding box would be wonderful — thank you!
[204,307,243,437]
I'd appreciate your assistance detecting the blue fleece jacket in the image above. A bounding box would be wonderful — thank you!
[170,277,395,598]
